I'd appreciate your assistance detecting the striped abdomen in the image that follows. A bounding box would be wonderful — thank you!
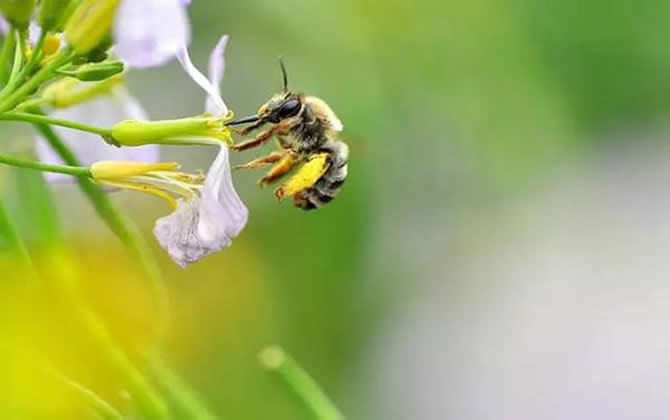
[294,140,349,210]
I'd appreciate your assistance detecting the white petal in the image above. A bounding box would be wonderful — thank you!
[0,15,8,34]
[153,198,226,268]
[176,44,228,115]
[205,35,229,114]
[153,146,248,267]
[114,0,191,69]
[36,92,158,183]
[198,145,248,241]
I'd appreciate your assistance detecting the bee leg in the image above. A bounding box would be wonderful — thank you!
[236,119,267,136]
[259,154,297,187]
[274,153,330,200]
[231,126,277,151]
[234,151,285,170]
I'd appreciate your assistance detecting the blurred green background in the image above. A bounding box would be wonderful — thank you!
[3,0,670,419]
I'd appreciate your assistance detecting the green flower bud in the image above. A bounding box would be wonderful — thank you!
[110,116,234,147]
[0,0,36,29]
[42,74,124,108]
[38,0,72,31]
[65,0,120,55]
[57,61,124,81]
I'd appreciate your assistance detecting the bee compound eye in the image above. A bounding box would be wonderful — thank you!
[277,99,301,118]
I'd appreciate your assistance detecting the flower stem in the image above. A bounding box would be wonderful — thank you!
[31,110,170,340]
[1,29,48,98]
[259,346,345,420]
[2,30,25,92]
[148,356,220,420]
[0,111,112,136]
[48,368,124,420]
[0,152,91,177]
[0,198,33,267]
[0,29,16,85]
[0,49,74,112]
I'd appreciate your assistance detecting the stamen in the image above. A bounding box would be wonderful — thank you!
[96,179,178,210]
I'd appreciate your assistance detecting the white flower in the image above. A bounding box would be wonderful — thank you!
[153,35,248,267]
[114,0,191,69]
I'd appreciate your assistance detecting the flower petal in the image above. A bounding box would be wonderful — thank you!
[176,43,228,115]
[36,90,159,183]
[114,0,191,69]
[0,15,8,34]
[205,35,228,114]
[153,198,225,268]
[198,145,248,241]
[153,146,247,267]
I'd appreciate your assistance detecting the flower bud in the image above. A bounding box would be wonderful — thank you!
[57,61,124,81]
[65,0,120,55]
[0,0,36,29]
[38,0,71,31]
[110,116,234,147]
[90,161,179,180]
[42,74,124,108]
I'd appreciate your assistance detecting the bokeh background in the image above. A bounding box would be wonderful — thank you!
[4,0,670,419]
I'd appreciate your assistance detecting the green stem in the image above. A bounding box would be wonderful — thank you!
[0,152,91,177]
[49,369,124,420]
[259,346,345,420]
[0,49,74,112]
[0,111,112,136]
[0,199,32,266]
[32,112,170,341]
[1,30,48,99]
[0,28,16,85]
[4,30,24,89]
[148,356,220,420]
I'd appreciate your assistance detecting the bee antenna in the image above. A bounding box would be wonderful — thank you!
[278,57,288,92]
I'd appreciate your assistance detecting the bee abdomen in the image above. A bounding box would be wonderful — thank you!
[293,140,348,210]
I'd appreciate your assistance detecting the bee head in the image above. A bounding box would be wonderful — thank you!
[257,92,302,123]
[227,58,302,127]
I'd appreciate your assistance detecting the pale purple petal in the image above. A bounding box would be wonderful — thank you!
[153,146,247,267]
[114,0,190,69]
[36,92,158,183]
[28,21,41,45]
[180,0,192,5]
[176,44,228,115]
[0,15,8,34]
[205,35,228,114]
[198,145,248,240]
[153,198,223,268]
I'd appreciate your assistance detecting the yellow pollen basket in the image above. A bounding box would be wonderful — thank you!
[275,153,329,199]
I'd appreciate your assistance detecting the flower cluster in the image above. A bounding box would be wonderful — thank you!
[0,0,248,267]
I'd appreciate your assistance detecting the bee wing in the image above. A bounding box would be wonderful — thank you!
[329,116,343,132]
[304,96,343,131]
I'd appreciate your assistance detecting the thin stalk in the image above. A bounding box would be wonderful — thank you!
[49,369,124,420]
[0,152,91,177]
[0,111,112,136]
[0,28,16,85]
[32,113,170,340]
[4,30,24,89]
[0,49,74,112]
[259,346,345,420]
[1,30,48,98]
[148,356,219,420]
[0,199,32,267]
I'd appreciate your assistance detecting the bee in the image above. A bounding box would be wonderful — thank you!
[227,59,348,210]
